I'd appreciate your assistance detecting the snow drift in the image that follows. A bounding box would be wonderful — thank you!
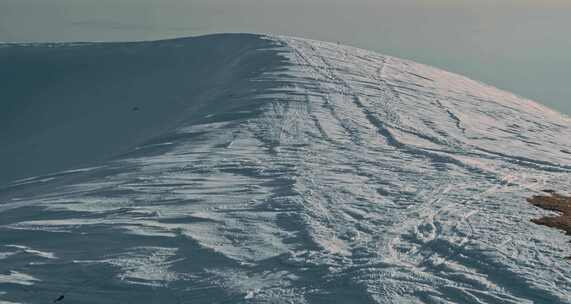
[0,34,283,184]
[1,34,570,304]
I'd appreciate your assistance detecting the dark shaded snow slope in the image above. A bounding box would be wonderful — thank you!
[1,34,571,304]
[0,34,283,184]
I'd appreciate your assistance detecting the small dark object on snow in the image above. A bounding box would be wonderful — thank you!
[132,106,140,111]
[53,295,65,303]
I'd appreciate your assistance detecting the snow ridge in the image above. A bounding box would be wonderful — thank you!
[1,34,570,304]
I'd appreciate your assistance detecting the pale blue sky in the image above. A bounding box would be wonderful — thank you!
[1,0,569,115]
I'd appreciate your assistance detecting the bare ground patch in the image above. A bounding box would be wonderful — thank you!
[527,191,571,259]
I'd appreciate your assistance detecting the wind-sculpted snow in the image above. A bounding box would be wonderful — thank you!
[1,34,570,304]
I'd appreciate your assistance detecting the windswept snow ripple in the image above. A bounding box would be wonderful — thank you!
[1,34,570,304]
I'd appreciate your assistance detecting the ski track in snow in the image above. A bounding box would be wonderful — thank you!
[1,34,571,303]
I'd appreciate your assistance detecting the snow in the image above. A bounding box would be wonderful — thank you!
[0,33,570,303]
[4,245,57,260]
[0,271,39,286]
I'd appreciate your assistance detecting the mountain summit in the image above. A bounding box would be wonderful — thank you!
[1,34,570,303]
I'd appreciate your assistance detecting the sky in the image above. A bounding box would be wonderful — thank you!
[1,0,569,115]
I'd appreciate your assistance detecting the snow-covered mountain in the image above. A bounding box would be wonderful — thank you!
[1,34,570,304]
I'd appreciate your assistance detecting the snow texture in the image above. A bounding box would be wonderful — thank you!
[1,34,570,303]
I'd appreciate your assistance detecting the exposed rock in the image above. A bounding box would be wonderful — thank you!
[527,191,571,259]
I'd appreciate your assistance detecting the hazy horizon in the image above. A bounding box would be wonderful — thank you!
[1,0,569,115]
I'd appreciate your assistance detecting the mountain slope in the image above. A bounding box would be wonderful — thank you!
[1,34,570,304]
